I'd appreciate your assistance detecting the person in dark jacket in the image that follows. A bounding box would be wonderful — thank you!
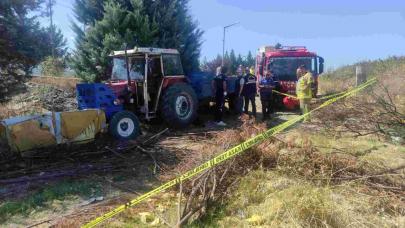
[234,65,244,114]
[270,72,281,112]
[211,66,227,126]
[258,71,276,120]
[242,67,257,117]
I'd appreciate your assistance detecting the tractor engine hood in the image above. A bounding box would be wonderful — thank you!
[106,80,137,97]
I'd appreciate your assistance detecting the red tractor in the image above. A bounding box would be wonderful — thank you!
[255,46,324,109]
[77,47,199,140]
[77,47,239,140]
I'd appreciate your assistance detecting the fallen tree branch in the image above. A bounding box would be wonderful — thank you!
[142,128,169,145]
[136,147,161,174]
[105,146,128,160]
[26,219,52,228]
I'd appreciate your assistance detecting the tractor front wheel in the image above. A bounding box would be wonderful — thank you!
[161,83,198,128]
[109,111,140,140]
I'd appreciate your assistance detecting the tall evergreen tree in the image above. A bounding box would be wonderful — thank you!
[72,0,132,46]
[72,0,203,80]
[229,49,237,74]
[0,0,66,69]
[140,0,203,74]
[0,0,67,98]
[236,54,243,68]
[1,0,50,69]
[202,50,257,76]
[45,25,68,58]
[200,54,222,74]
[246,51,255,67]
[72,0,154,82]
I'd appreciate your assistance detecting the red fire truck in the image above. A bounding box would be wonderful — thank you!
[255,46,324,109]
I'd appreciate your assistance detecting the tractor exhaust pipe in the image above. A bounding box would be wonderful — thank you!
[124,43,131,87]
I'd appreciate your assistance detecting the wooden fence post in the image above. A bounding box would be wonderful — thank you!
[356,65,366,86]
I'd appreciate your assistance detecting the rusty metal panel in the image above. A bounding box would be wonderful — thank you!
[1,114,56,152]
[1,110,106,153]
[59,109,106,143]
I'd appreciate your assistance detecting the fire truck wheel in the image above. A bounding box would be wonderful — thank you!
[109,111,140,140]
[161,83,198,128]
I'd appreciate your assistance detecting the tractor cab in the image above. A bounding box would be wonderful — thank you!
[108,47,187,120]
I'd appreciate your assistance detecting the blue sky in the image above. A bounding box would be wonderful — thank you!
[47,0,405,69]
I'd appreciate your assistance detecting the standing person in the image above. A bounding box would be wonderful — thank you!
[258,71,276,120]
[212,66,227,126]
[270,71,281,112]
[234,65,245,114]
[296,67,303,80]
[242,66,257,117]
[296,65,314,122]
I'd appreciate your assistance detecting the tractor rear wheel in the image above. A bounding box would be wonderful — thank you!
[109,111,140,140]
[161,83,198,128]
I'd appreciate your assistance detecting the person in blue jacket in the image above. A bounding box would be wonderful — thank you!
[258,71,276,120]
[270,71,281,112]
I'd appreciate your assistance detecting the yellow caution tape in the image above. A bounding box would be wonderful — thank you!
[273,89,355,101]
[319,91,345,100]
[82,78,377,228]
[272,90,298,99]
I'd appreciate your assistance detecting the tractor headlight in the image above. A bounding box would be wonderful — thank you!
[113,99,122,105]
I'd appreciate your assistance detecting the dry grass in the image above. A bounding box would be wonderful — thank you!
[317,59,405,142]
[199,125,404,228]
[29,76,81,90]
[160,111,403,228]
[0,77,80,119]
[0,95,45,119]
[217,169,404,228]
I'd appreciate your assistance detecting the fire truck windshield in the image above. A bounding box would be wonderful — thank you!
[112,57,145,80]
[268,57,314,81]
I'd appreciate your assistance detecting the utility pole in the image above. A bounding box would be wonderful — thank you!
[48,0,55,58]
[222,22,239,66]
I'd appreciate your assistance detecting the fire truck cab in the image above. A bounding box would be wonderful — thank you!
[255,46,324,108]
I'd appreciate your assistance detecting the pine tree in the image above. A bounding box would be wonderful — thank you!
[236,54,243,68]
[45,25,68,58]
[246,51,255,68]
[144,0,203,74]
[200,54,222,74]
[0,0,69,98]
[200,57,208,72]
[72,0,154,82]
[1,1,49,68]
[72,0,133,46]
[229,49,237,74]
[72,0,203,79]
